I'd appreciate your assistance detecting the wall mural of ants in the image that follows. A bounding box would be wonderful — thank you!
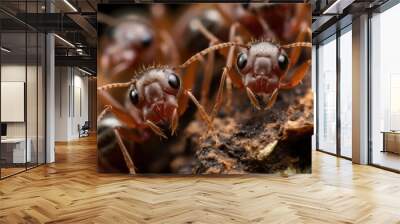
[97,3,313,175]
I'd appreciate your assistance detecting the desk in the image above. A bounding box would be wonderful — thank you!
[382,131,400,154]
[1,138,32,163]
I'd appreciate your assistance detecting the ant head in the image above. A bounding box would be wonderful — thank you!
[235,41,289,94]
[113,20,154,50]
[126,67,181,125]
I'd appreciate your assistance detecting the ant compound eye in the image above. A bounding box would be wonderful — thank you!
[129,89,139,105]
[278,54,289,70]
[141,34,153,48]
[168,73,180,89]
[236,52,248,70]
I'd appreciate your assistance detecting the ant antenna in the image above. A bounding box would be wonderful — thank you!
[281,42,312,49]
[97,80,136,91]
[178,42,249,69]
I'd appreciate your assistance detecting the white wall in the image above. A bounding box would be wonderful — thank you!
[55,66,69,141]
[1,65,40,138]
[72,73,89,138]
[54,66,89,141]
[1,65,26,138]
[1,64,46,164]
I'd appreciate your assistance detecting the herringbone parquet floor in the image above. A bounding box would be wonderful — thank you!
[1,136,400,224]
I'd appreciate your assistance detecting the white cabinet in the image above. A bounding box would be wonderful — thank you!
[1,138,32,163]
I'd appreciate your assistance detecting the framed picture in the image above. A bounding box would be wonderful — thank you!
[97,3,312,175]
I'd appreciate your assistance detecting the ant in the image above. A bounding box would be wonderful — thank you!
[176,4,311,114]
[97,65,212,174]
[98,9,179,79]
[214,3,311,78]
[180,24,311,116]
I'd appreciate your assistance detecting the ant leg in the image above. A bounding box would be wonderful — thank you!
[225,76,233,111]
[185,90,213,130]
[200,41,216,108]
[145,120,167,139]
[190,19,238,58]
[191,19,220,44]
[287,24,312,68]
[178,62,199,115]
[280,59,311,89]
[97,106,142,174]
[224,23,239,113]
[211,23,240,118]
[98,105,112,122]
[246,87,261,110]
[190,20,221,109]
[113,128,136,175]
[265,88,279,110]
[211,67,227,118]
[170,108,179,136]
[98,89,143,129]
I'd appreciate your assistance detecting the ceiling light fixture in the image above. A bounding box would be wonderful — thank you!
[54,34,75,48]
[78,67,93,76]
[323,0,355,15]
[63,0,78,12]
[1,47,11,53]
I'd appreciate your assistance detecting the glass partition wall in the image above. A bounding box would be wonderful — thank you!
[315,1,400,171]
[0,2,46,179]
[339,26,352,159]
[316,25,353,159]
[317,35,337,154]
[370,3,400,171]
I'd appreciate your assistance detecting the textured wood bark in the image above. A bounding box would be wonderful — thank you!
[180,87,313,174]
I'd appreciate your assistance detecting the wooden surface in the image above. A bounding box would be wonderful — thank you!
[1,167,25,178]
[0,136,400,223]
[373,150,400,171]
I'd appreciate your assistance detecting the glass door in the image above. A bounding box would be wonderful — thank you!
[0,1,47,179]
[1,30,28,178]
[370,3,400,171]
[339,26,352,158]
[27,30,38,170]
[317,35,337,154]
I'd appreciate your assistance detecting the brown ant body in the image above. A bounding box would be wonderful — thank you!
[232,40,311,110]
[97,65,211,174]
[181,35,311,113]
[176,3,311,113]
[98,10,179,80]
